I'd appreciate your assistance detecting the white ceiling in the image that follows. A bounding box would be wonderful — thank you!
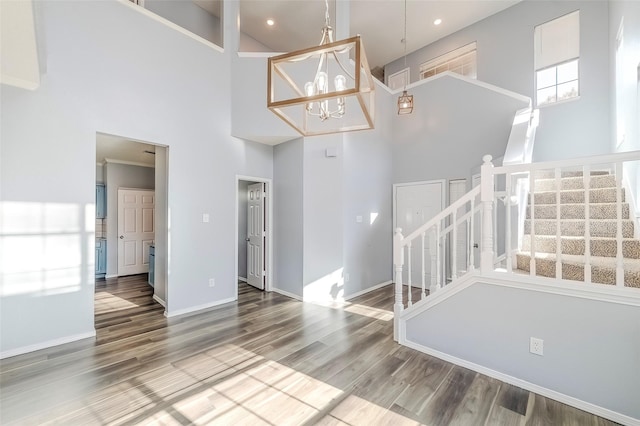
[239,0,520,70]
[96,133,157,166]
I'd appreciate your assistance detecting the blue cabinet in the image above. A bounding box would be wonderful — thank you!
[96,239,107,276]
[96,184,106,219]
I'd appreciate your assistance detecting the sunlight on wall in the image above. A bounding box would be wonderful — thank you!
[370,212,378,225]
[303,267,344,304]
[0,201,91,296]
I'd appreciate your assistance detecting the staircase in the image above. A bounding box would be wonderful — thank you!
[516,170,640,287]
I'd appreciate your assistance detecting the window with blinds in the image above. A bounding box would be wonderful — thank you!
[534,11,580,106]
[420,42,477,80]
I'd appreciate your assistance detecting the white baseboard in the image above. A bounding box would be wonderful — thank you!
[271,287,303,301]
[238,276,247,283]
[153,294,166,307]
[164,296,236,318]
[401,339,640,426]
[0,331,96,360]
[344,280,393,301]
[105,274,118,279]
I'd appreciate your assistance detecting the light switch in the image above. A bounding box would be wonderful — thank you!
[202,213,210,223]
[356,215,363,223]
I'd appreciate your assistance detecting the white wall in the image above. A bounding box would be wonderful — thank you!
[104,162,155,277]
[144,0,222,47]
[386,0,611,162]
[0,0,272,355]
[154,146,168,303]
[405,283,640,421]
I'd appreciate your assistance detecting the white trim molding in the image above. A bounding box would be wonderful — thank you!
[164,297,236,318]
[153,294,166,307]
[344,280,393,301]
[271,287,303,301]
[0,331,96,360]
[400,339,640,426]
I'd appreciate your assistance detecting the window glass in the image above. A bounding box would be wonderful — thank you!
[557,59,578,83]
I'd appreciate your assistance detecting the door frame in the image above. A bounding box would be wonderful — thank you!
[235,175,273,295]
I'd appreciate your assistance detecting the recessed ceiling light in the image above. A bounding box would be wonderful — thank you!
[434,18,442,26]
[266,19,275,26]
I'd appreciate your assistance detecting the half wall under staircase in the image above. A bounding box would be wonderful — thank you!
[392,151,640,425]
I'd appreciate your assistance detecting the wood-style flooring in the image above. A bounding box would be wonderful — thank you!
[0,275,619,425]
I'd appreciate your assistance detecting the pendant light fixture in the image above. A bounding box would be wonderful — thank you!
[397,0,413,115]
[267,0,375,136]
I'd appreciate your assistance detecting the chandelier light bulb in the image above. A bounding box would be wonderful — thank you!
[317,72,328,93]
[334,75,346,91]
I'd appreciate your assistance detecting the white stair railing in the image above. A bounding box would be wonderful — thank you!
[394,150,640,340]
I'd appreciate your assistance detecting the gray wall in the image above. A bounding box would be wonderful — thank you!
[144,0,222,47]
[610,1,640,213]
[274,139,304,298]
[386,0,611,162]
[0,0,273,355]
[392,75,529,185]
[104,162,155,277]
[342,86,394,297]
[96,164,104,183]
[405,283,640,420]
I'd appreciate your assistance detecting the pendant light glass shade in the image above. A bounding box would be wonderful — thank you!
[267,34,375,136]
[397,90,414,114]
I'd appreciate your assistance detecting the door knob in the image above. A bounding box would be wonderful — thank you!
[245,238,250,242]
[120,235,124,239]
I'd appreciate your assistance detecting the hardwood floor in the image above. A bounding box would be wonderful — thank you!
[0,275,619,425]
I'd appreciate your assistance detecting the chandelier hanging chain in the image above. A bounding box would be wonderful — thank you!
[403,0,407,90]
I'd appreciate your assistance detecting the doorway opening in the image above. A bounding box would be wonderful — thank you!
[236,176,272,295]
[95,132,169,313]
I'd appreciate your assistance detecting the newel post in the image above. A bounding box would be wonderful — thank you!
[393,227,404,341]
[480,155,495,274]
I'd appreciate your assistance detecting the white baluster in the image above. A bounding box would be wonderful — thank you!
[430,229,438,294]
[555,167,562,279]
[452,210,458,280]
[407,242,413,307]
[506,172,512,273]
[615,162,624,286]
[529,167,536,276]
[466,217,472,272]
[481,155,495,274]
[421,232,426,300]
[583,165,592,283]
[393,228,404,341]
[436,223,442,288]
[469,197,475,270]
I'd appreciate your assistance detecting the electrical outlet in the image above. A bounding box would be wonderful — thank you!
[345,273,350,282]
[530,337,544,356]
[209,278,215,287]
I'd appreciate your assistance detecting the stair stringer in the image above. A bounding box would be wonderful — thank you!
[398,273,640,426]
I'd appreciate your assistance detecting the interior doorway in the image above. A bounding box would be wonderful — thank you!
[95,132,169,310]
[236,176,272,295]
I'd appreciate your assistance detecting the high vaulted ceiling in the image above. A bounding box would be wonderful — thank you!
[238,0,520,70]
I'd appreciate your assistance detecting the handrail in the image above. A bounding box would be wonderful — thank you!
[494,150,640,174]
[400,186,481,245]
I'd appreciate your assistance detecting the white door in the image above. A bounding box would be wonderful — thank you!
[388,68,409,91]
[118,189,155,276]
[394,181,444,288]
[247,183,265,290]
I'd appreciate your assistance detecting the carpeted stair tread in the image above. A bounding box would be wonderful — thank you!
[516,252,640,287]
[534,174,616,191]
[526,203,630,220]
[529,187,625,204]
[524,219,634,238]
[522,235,640,258]
[534,170,611,179]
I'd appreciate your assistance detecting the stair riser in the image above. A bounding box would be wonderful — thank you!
[524,220,635,238]
[526,204,630,220]
[534,175,616,191]
[530,188,624,205]
[516,254,640,288]
[522,236,640,259]
[534,170,610,179]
